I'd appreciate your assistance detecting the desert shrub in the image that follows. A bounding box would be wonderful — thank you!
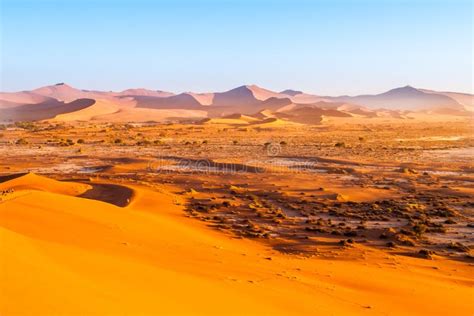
[233,140,238,145]
[418,249,434,259]
[447,242,470,252]
[114,138,123,144]
[335,142,346,147]
[412,222,427,237]
[15,138,28,145]
[202,140,208,144]
[136,140,152,146]
[15,121,36,130]
[77,139,85,144]
[280,141,287,145]
[57,138,74,146]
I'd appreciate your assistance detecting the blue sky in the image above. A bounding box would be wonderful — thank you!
[1,0,472,95]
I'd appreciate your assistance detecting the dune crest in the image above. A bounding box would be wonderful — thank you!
[0,173,91,196]
[0,84,472,123]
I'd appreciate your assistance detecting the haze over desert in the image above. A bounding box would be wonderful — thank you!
[1,0,473,315]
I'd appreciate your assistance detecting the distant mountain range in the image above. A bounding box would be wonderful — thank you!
[0,83,472,123]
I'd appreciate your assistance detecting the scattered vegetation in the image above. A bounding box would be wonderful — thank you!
[136,140,152,146]
[15,138,29,145]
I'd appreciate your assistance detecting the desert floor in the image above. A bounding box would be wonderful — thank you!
[0,117,473,315]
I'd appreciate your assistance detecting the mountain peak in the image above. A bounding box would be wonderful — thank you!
[382,85,423,96]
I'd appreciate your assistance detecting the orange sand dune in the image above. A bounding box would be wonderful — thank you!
[0,92,52,108]
[249,117,302,128]
[1,174,473,315]
[96,107,208,122]
[201,114,260,125]
[0,173,91,195]
[52,99,121,121]
[0,98,96,121]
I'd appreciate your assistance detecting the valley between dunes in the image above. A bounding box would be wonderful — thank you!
[1,173,472,315]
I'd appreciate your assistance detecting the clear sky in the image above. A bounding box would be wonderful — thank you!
[1,0,472,95]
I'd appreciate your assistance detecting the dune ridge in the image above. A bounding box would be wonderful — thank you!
[1,83,472,123]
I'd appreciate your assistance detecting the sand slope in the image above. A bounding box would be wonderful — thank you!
[53,99,120,121]
[0,174,473,315]
[331,86,465,111]
[96,107,208,122]
[0,92,52,108]
[0,173,91,196]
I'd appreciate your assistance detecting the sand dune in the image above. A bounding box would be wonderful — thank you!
[0,98,96,121]
[1,173,472,315]
[31,83,144,104]
[0,92,53,108]
[280,106,352,125]
[253,109,275,119]
[212,85,287,107]
[290,94,330,104]
[0,173,91,196]
[96,107,208,122]
[134,93,204,109]
[1,84,472,123]
[223,113,260,122]
[31,83,96,102]
[421,89,474,111]
[244,85,287,101]
[201,113,260,125]
[53,99,120,121]
[249,117,302,128]
[117,88,175,98]
[331,86,465,111]
[279,89,302,96]
[187,92,215,105]
[259,97,295,111]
